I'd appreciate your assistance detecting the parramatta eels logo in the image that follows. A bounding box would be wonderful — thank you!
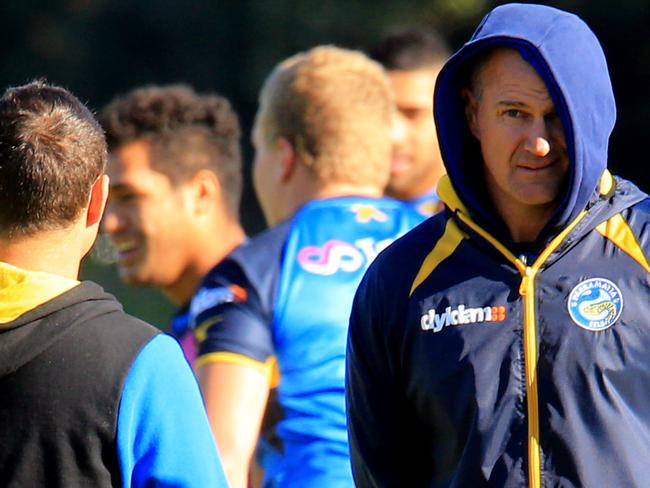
[567,278,623,331]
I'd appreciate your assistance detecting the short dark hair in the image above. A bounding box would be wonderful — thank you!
[0,80,107,239]
[100,85,242,218]
[368,28,451,71]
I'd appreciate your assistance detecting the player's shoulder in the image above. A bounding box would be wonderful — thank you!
[365,210,449,287]
[296,195,417,214]
[295,195,423,219]
[207,221,291,283]
[193,221,292,320]
[378,210,446,262]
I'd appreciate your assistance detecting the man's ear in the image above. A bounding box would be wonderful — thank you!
[276,137,297,183]
[187,169,222,215]
[87,174,109,228]
[462,87,480,139]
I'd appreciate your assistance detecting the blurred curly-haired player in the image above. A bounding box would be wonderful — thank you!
[100,85,246,362]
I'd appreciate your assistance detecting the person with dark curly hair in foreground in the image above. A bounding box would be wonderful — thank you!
[100,84,246,363]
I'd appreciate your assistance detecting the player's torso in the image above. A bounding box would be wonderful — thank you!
[274,196,424,485]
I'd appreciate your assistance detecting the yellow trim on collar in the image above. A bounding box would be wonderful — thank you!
[437,174,469,215]
[596,213,650,273]
[409,218,467,296]
[599,169,614,196]
[405,174,473,297]
[0,262,79,324]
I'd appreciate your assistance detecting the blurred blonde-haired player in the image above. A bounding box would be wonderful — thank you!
[191,46,425,487]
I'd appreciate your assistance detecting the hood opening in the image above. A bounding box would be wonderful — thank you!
[434,38,575,246]
[433,4,615,247]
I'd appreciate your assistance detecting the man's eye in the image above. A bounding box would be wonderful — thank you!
[545,112,560,123]
[400,108,429,120]
[504,109,523,118]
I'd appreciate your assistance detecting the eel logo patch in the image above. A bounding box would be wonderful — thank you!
[567,278,623,331]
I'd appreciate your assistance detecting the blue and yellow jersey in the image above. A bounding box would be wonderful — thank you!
[168,305,198,364]
[190,196,425,487]
[404,188,443,217]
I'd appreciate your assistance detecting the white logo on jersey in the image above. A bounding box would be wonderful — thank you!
[190,285,247,318]
[297,237,393,275]
[420,304,506,333]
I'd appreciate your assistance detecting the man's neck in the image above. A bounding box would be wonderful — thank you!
[500,203,557,243]
[311,182,383,201]
[389,185,437,202]
[269,179,384,227]
[0,230,82,279]
[161,222,247,306]
[388,175,439,201]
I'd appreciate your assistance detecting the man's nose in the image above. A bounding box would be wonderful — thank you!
[392,112,408,145]
[524,120,551,157]
[529,137,551,157]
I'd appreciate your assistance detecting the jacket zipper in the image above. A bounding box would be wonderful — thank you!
[456,210,587,488]
[520,266,541,488]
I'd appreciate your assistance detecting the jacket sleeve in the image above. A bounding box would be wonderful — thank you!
[346,262,430,487]
[116,334,228,488]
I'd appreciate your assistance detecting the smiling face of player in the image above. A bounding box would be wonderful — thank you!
[103,139,198,292]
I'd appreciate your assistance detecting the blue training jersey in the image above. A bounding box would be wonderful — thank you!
[405,188,443,217]
[168,305,199,364]
[190,196,425,487]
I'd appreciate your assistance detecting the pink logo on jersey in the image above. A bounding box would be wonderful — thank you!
[297,240,364,275]
[351,204,388,223]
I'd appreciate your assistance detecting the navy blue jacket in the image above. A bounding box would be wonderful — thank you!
[346,4,650,487]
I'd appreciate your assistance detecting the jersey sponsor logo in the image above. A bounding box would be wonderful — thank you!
[190,284,248,318]
[567,278,623,331]
[297,237,393,275]
[420,304,506,332]
[351,204,389,223]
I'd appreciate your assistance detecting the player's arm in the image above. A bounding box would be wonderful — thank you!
[191,277,277,488]
[196,356,273,488]
[117,335,228,488]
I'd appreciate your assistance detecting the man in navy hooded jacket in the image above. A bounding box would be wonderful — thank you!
[346,4,650,487]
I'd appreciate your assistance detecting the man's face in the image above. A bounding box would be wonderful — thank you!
[388,67,445,200]
[103,140,195,289]
[465,49,569,218]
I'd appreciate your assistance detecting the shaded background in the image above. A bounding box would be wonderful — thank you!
[3,0,648,326]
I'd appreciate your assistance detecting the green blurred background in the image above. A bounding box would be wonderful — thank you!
[3,0,648,327]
